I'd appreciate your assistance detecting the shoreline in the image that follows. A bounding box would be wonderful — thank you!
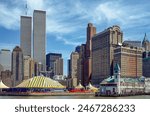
[0,92,95,96]
[95,92,150,97]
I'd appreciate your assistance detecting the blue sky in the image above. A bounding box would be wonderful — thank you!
[0,0,150,75]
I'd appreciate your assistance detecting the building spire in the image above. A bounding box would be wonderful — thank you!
[114,63,120,72]
[143,33,149,43]
[25,1,28,15]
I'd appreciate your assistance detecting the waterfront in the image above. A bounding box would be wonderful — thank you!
[1,95,150,99]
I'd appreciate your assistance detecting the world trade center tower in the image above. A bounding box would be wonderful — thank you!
[20,16,32,57]
[33,10,46,71]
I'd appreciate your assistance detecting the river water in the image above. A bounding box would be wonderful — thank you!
[1,95,150,99]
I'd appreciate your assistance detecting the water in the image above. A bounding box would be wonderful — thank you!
[1,95,150,99]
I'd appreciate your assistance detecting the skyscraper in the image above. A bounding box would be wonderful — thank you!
[46,53,62,77]
[92,25,123,85]
[33,10,46,71]
[85,23,96,84]
[67,59,71,78]
[12,46,24,87]
[20,16,32,57]
[77,44,86,86]
[70,52,79,87]
[54,58,63,76]
[0,49,11,71]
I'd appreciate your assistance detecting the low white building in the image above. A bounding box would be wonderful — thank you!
[99,64,145,95]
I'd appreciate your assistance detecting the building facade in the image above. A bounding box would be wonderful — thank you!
[123,40,142,48]
[20,16,32,57]
[54,58,63,76]
[24,56,35,80]
[68,52,79,88]
[85,23,96,85]
[142,34,150,78]
[92,25,123,85]
[67,59,71,78]
[143,51,150,78]
[114,46,143,78]
[1,70,12,87]
[33,10,46,71]
[12,46,24,87]
[99,64,145,95]
[0,49,11,71]
[46,53,62,77]
[77,44,86,86]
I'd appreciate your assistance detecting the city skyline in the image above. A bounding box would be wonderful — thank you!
[0,0,150,75]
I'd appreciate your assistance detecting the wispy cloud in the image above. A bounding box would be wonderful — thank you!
[0,3,22,30]
[91,1,150,28]
[0,0,150,43]
[56,35,82,46]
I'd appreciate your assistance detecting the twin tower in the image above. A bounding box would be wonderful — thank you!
[20,10,46,71]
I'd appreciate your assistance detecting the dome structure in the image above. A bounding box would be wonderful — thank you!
[16,76,65,89]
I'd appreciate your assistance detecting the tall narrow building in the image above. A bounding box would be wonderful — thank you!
[12,46,24,87]
[85,23,96,85]
[33,10,46,71]
[54,58,63,76]
[86,23,96,58]
[69,52,79,87]
[46,53,62,77]
[20,16,32,57]
[78,44,86,86]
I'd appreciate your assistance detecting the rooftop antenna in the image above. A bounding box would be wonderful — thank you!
[25,1,28,15]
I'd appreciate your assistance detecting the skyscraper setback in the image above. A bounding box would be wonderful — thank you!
[33,10,46,71]
[20,16,32,57]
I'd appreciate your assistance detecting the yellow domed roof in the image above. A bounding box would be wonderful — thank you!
[16,76,65,89]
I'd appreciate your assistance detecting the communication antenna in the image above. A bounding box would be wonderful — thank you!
[25,1,28,15]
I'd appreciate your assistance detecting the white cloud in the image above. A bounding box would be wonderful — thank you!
[56,35,82,46]
[0,4,22,30]
[0,0,150,45]
[89,1,150,29]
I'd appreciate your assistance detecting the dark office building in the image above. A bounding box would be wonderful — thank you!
[46,53,62,77]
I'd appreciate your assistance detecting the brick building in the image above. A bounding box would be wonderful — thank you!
[92,25,123,85]
[114,46,143,78]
